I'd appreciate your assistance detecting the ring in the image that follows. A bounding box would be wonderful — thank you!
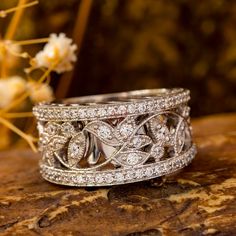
[33,88,197,186]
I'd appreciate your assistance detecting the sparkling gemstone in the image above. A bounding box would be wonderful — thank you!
[70,143,80,157]
[137,103,146,113]
[131,136,142,147]
[87,109,96,117]
[107,106,116,116]
[45,122,59,135]
[150,145,164,161]
[95,175,104,184]
[147,101,154,111]
[127,104,136,113]
[126,153,140,165]
[61,122,75,136]
[79,109,87,118]
[116,173,125,182]
[98,125,111,138]
[104,174,113,183]
[145,167,154,177]
[119,123,134,138]
[135,169,144,178]
[86,175,95,183]
[117,105,127,114]
[98,108,107,117]
[126,170,134,180]
[98,125,112,139]
[129,135,151,149]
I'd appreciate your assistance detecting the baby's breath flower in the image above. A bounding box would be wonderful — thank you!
[27,82,54,103]
[34,33,77,73]
[0,76,26,108]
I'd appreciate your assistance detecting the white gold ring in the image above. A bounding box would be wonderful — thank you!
[33,88,197,186]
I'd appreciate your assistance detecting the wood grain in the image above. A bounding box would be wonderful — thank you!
[0,113,235,236]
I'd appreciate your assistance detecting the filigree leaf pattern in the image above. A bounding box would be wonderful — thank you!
[44,135,68,166]
[149,115,171,145]
[115,116,136,141]
[84,121,122,146]
[48,135,68,151]
[128,135,152,149]
[150,144,165,161]
[61,122,76,137]
[174,119,186,154]
[67,132,86,167]
[44,122,60,136]
[43,149,55,166]
[116,150,150,167]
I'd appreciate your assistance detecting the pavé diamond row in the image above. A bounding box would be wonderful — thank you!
[33,88,197,186]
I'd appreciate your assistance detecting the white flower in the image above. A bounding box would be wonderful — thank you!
[27,82,54,103]
[0,76,26,108]
[34,33,77,73]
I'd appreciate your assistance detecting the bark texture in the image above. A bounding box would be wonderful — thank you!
[0,113,235,236]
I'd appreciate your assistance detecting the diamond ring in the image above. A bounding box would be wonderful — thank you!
[33,88,197,186]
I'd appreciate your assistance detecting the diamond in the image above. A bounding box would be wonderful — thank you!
[104,173,113,183]
[98,125,112,139]
[126,170,134,180]
[76,175,85,183]
[145,167,154,177]
[129,135,152,149]
[150,145,164,161]
[79,109,87,119]
[116,173,125,182]
[98,108,107,117]
[127,104,136,113]
[107,106,116,116]
[135,169,144,178]
[45,122,59,135]
[119,123,133,138]
[131,136,142,147]
[70,143,80,157]
[86,174,95,183]
[137,103,146,113]
[117,105,127,114]
[126,153,141,165]
[87,108,96,117]
[95,175,104,184]
[61,122,75,136]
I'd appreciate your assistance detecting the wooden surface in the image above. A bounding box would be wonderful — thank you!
[0,113,235,236]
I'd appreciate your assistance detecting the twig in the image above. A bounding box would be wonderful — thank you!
[5,0,29,40]
[12,37,49,46]
[0,1,38,18]
[0,117,37,152]
[56,0,93,98]
[3,112,33,119]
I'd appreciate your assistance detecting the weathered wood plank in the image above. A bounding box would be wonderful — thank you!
[0,113,235,236]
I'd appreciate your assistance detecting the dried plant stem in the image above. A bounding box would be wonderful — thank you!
[0,1,38,18]
[3,112,33,119]
[13,37,49,46]
[0,117,37,152]
[5,0,29,40]
[56,0,93,98]
[1,0,30,77]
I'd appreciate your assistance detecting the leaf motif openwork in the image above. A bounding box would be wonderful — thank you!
[39,111,191,171]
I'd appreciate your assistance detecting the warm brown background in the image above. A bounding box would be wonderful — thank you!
[1,0,236,117]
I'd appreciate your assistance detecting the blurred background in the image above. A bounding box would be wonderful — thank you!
[1,0,236,117]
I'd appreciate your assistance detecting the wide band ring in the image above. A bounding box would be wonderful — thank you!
[33,88,197,187]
